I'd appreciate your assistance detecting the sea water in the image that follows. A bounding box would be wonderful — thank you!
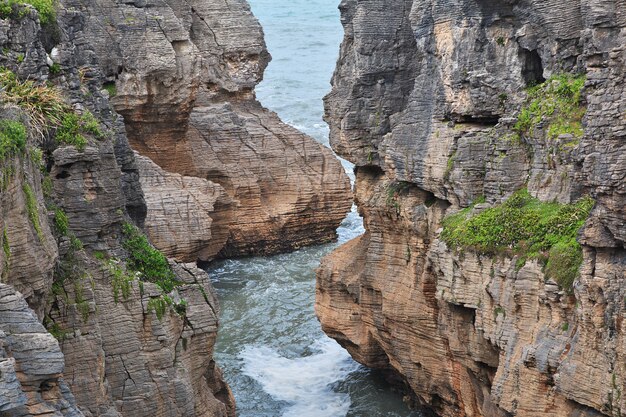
[209,0,423,415]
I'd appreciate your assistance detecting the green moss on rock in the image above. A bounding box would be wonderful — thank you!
[441,189,594,290]
[514,73,586,141]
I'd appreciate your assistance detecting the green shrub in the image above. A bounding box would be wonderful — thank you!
[2,229,9,254]
[544,237,583,290]
[0,120,26,161]
[55,113,87,149]
[44,317,68,341]
[0,68,68,135]
[147,295,188,321]
[105,259,134,303]
[441,189,594,290]
[103,82,116,98]
[0,68,104,148]
[53,207,68,235]
[147,295,172,320]
[0,0,55,24]
[121,223,178,293]
[514,73,586,140]
[2,228,10,261]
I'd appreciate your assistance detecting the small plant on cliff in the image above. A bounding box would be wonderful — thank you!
[102,82,116,98]
[105,258,135,303]
[121,222,179,293]
[23,182,44,241]
[0,0,55,24]
[514,73,586,141]
[0,68,68,136]
[0,120,26,162]
[0,68,104,147]
[146,295,187,321]
[2,228,10,276]
[53,207,69,236]
[386,181,411,214]
[43,316,68,341]
[441,189,594,290]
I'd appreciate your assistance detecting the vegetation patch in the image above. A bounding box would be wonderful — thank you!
[43,317,68,341]
[53,207,68,235]
[0,0,55,24]
[105,258,135,303]
[55,111,103,150]
[386,181,411,214]
[102,82,116,97]
[0,68,104,147]
[441,188,594,290]
[2,228,10,278]
[122,222,179,293]
[514,73,586,141]
[147,295,187,321]
[0,120,26,162]
[23,182,44,241]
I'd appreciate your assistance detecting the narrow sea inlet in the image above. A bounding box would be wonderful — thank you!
[207,0,423,415]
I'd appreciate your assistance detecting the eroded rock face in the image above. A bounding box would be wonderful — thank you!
[0,284,82,417]
[134,153,232,262]
[317,1,625,416]
[1,5,234,416]
[72,0,353,258]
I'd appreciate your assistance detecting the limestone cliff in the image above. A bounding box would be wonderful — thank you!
[317,1,625,416]
[72,0,353,258]
[0,4,234,416]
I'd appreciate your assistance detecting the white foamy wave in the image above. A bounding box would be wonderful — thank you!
[240,338,360,417]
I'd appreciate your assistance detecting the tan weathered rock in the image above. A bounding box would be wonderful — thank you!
[134,153,232,262]
[71,0,353,257]
[318,1,626,416]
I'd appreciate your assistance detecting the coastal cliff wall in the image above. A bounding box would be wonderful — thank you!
[317,1,625,416]
[0,5,235,415]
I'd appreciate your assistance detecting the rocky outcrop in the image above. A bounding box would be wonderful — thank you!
[1,4,234,416]
[134,153,232,262]
[70,0,352,258]
[317,1,625,416]
[0,284,82,416]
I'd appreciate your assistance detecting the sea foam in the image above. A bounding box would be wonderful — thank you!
[241,337,361,417]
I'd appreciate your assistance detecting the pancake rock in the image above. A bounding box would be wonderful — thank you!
[72,0,353,258]
[317,1,625,416]
[0,4,234,416]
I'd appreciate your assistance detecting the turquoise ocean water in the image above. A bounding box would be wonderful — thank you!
[209,1,423,416]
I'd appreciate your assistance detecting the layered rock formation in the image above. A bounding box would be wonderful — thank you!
[0,4,234,416]
[70,0,352,258]
[317,1,625,416]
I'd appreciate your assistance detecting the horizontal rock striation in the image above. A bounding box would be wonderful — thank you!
[1,4,235,416]
[318,1,625,416]
[71,0,353,258]
[134,152,232,262]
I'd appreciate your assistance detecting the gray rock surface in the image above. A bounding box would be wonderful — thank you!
[318,1,626,416]
[1,4,235,416]
[0,284,83,416]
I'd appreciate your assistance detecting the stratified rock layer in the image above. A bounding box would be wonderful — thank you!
[0,284,82,417]
[317,1,625,416]
[73,0,352,258]
[134,153,232,262]
[0,4,234,416]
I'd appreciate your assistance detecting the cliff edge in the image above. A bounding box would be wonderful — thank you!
[317,1,625,416]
